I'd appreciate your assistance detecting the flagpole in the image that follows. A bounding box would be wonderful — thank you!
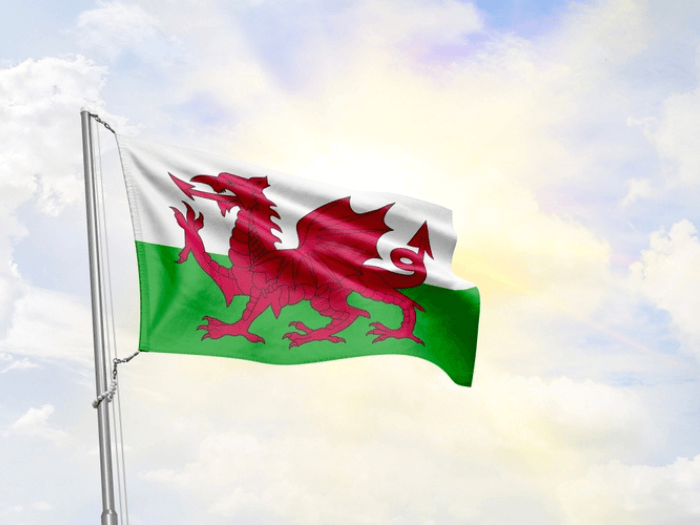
[81,109,119,525]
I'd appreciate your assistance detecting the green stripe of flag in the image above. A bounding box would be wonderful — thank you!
[135,241,480,386]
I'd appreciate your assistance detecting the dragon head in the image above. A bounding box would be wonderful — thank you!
[193,172,269,209]
[170,172,271,216]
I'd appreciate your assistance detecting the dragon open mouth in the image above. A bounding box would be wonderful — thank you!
[170,172,241,216]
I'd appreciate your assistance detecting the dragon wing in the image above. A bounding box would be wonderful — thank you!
[257,197,394,290]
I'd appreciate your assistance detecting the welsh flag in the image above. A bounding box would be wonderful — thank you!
[117,136,479,386]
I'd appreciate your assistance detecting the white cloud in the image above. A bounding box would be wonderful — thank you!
[644,70,700,185]
[0,287,94,365]
[8,404,68,442]
[1,357,37,373]
[130,358,650,524]
[0,55,121,339]
[476,374,649,453]
[630,219,700,356]
[631,38,700,188]
[76,1,171,62]
[560,454,700,525]
[621,177,653,206]
[0,252,26,338]
[33,501,53,512]
[0,55,112,214]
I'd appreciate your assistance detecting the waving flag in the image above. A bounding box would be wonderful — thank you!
[118,136,479,386]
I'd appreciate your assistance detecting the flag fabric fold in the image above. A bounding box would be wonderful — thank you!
[117,135,479,386]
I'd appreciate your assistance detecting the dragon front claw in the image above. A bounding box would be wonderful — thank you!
[172,202,204,232]
[171,202,205,263]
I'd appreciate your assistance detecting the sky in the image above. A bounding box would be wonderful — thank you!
[1,0,700,523]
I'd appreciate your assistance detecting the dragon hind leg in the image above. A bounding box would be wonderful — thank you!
[198,295,267,343]
[283,292,369,348]
[366,293,425,346]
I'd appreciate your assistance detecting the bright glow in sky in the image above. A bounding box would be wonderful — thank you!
[2,1,700,524]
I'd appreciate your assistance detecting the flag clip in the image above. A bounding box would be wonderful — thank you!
[89,112,116,134]
[92,351,140,408]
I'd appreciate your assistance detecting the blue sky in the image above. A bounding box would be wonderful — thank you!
[2,1,700,524]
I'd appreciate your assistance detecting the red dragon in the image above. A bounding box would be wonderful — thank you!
[170,172,433,347]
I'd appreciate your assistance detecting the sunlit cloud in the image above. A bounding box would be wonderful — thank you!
[560,454,700,525]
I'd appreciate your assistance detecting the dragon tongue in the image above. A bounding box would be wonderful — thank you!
[170,173,196,199]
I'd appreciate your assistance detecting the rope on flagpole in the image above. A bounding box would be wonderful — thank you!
[90,114,127,411]
[93,351,140,408]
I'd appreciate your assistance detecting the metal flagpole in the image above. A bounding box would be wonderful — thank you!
[81,109,119,525]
